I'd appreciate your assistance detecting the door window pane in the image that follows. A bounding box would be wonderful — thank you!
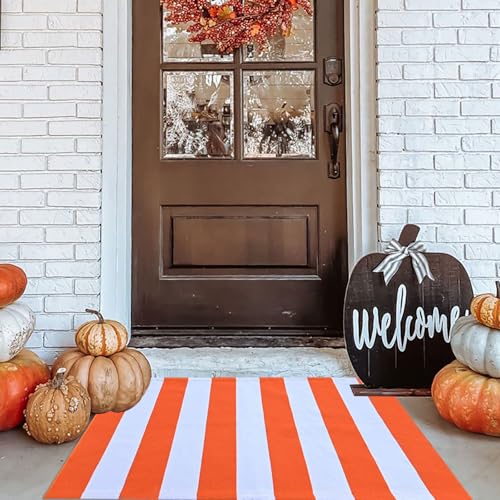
[162,3,233,62]
[244,7,314,62]
[163,71,234,158]
[243,70,315,159]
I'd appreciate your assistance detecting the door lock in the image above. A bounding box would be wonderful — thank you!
[325,103,343,179]
[324,58,343,86]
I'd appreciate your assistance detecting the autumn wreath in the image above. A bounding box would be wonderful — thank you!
[161,0,313,54]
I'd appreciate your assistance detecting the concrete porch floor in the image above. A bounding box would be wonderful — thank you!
[0,350,499,499]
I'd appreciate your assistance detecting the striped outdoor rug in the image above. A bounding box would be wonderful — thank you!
[45,378,469,500]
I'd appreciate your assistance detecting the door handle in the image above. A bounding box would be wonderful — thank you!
[325,103,343,179]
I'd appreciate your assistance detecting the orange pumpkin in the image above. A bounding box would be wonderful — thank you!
[0,264,27,308]
[432,361,500,437]
[471,281,500,330]
[75,309,128,357]
[0,350,50,431]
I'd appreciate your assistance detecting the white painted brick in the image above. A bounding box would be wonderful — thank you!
[76,209,100,224]
[463,0,500,9]
[0,191,44,207]
[0,227,44,242]
[378,153,434,170]
[403,64,458,80]
[466,245,500,260]
[493,84,500,98]
[436,190,491,206]
[378,135,405,152]
[45,295,98,312]
[19,296,44,312]
[405,0,460,9]
[458,29,500,45]
[0,103,22,118]
[407,172,463,188]
[49,119,101,136]
[493,156,500,170]
[46,226,100,242]
[463,261,497,278]
[436,119,491,134]
[46,261,100,278]
[406,135,461,152]
[378,12,431,27]
[43,332,76,348]
[48,48,102,65]
[494,228,500,244]
[77,32,102,48]
[402,29,457,45]
[377,28,403,45]
[378,99,405,115]
[2,0,22,12]
[75,278,100,294]
[75,243,100,259]
[23,66,76,81]
[408,208,463,224]
[20,244,74,260]
[22,138,75,153]
[78,0,102,13]
[434,12,488,27]
[76,172,101,189]
[0,139,20,153]
[24,102,76,118]
[24,0,77,12]
[492,119,500,135]
[2,14,47,29]
[463,136,500,152]
[460,64,500,80]
[405,100,459,116]
[0,174,19,189]
[48,155,101,171]
[23,32,77,48]
[462,100,500,116]
[379,189,425,206]
[0,210,18,224]
[48,15,102,30]
[24,331,43,348]
[35,315,73,330]
[492,13,500,28]
[77,67,102,82]
[0,245,18,259]
[466,209,500,225]
[378,46,433,62]
[26,279,74,296]
[379,117,434,134]
[1,32,22,48]
[0,67,23,81]
[465,173,500,188]
[77,137,102,153]
[48,191,100,207]
[437,226,492,243]
[379,171,406,188]
[0,156,46,171]
[0,49,45,65]
[435,46,490,62]
[379,207,407,224]
[378,82,433,97]
[49,84,101,100]
[77,102,101,118]
[0,120,46,136]
[0,84,47,100]
[379,0,403,9]
[16,262,44,279]
[21,173,74,189]
[378,63,403,80]
[380,224,435,242]
[435,82,490,98]
[20,209,74,225]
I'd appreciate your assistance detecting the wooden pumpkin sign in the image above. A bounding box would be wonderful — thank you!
[344,225,473,389]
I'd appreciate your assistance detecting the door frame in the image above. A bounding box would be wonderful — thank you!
[101,0,378,329]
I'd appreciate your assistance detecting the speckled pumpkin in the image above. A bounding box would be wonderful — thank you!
[51,348,151,413]
[432,361,500,437]
[24,368,91,444]
[471,281,500,330]
[75,309,128,357]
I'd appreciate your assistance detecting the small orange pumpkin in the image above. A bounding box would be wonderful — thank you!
[0,264,27,307]
[75,309,128,357]
[471,281,500,330]
[432,361,500,437]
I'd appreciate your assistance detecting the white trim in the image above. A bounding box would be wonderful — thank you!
[100,0,378,327]
[345,0,378,268]
[101,0,132,328]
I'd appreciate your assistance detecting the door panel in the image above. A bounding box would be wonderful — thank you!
[133,0,347,334]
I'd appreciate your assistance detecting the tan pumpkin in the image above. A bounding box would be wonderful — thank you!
[24,367,91,444]
[75,309,128,356]
[432,361,500,437]
[52,348,151,413]
[471,281,500,330]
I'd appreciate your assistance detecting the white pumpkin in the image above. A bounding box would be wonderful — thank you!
[451,315,500,378]
[0,302,35,362]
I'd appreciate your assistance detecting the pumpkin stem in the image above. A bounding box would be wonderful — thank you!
[398,224,420,246]
[496,281,500,299]
[85,308,105,323]
[52,367,66,389]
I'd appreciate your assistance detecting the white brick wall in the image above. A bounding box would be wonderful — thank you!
[377,0,500,293]
[0,0,102,362]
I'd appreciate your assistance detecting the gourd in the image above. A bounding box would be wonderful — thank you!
[23,368,91,444]
[0,264,27,307]
[75,309,128,357]
[0,350,50,431]
[51,348,151,413]
[432,361,500,437]
[0,302,36,362]
[451,315,500,378]
[471,281,500,330]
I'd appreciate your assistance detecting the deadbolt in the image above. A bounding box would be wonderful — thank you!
[324,57,343,86]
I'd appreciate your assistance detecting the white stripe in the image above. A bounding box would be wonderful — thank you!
[285,378,354,500]
[333,378,433,500]
[159,378,212,500]
[236,378,275,500]
[81,379,164,499]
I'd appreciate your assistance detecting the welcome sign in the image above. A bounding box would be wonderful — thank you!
[344,225,473,389]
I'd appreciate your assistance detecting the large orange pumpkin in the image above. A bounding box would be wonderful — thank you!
[471,281,500,330]
[432,361,500,437]
[0,264,27,308]
[0,350,50,431]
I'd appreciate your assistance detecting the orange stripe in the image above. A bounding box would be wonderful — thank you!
[197,378,237,500]
[119,378,188,500]
[260,378,314,500]
[44,412,123,499]
[370,396,471,500]
[308,378,395,500]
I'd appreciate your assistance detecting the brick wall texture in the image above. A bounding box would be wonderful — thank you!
[377,0,500,294]
[0,0,102,362]
[1,0,500,360]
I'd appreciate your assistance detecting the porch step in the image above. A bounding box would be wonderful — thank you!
[139,347,354,378]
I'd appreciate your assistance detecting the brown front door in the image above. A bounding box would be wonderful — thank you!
[132,0,347,336]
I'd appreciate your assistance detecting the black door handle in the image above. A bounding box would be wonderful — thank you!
[325,104,343,179]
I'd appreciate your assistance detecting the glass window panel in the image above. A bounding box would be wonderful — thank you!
[163,71,234,159]
[244,7,314,62]
[162,3,233,62]
[243,70,315,159]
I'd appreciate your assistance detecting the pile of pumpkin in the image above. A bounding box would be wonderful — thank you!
[0,263,151,444]
[432,283,500,437]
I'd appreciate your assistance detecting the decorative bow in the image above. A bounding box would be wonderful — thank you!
[373,240,435,285]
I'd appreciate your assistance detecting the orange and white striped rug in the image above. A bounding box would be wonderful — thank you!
[45,378,469,500]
